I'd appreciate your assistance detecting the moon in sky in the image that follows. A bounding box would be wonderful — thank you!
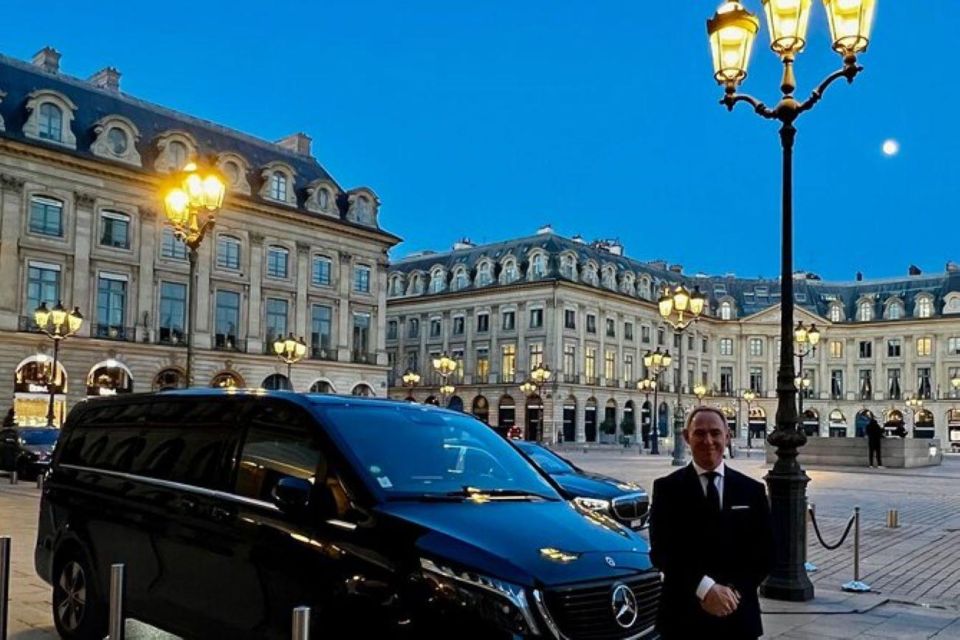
[882,139,900,156]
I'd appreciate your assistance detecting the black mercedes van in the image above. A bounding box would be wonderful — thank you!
[36,390,660,639]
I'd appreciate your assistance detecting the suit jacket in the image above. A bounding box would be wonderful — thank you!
[649,464,773,639]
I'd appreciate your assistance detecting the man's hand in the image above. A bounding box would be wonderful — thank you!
[701,584,740,617]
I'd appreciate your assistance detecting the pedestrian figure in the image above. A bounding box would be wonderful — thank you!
[867,417,884,468]
[649,406,773,639]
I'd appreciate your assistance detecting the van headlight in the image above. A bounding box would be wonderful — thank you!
[419,557,540,636]
[573,496,611,513]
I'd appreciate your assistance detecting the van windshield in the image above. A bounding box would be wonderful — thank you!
[313,402,561,501]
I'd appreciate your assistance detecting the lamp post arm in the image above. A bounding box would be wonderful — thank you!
[720,91,778,119]
[798,64,864,115]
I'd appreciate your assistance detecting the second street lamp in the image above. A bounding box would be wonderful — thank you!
[432,352,459,406]
[33,301,83,427]
[643,348,673,455]
[743,389,757,449]
[402,369,421,400]
[694,383,708,405]
[273,332,307,382]
[162,160,227,387]
[707,0,875,602]
[637,377,656,454]
[658,284,706,466]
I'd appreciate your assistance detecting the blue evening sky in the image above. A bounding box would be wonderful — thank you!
[1,1,952,280]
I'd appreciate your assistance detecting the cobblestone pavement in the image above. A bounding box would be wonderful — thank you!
[3,451,960,639]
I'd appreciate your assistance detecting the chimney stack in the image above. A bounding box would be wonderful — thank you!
[32,47,61,73]
[856,271,863,281]
[276,132,312,156]
[909,265,922,276]
[89,67,121,92]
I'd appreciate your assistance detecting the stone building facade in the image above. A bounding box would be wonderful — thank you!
[0,48,399,425]
[386,228,960,452]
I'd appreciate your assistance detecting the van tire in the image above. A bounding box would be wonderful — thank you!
[51,551,107,640]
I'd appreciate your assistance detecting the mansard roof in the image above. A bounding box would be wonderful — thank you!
[0,53,399,241]
[390,231,960,319]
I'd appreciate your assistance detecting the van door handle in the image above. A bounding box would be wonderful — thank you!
[210,506,232,521]
[179,497,199,513]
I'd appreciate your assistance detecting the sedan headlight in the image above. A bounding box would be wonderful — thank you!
[573,496,611,513]
[419,557,539,636]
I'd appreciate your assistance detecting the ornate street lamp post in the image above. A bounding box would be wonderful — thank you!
[402,369,421,400]
[694,383,708,405]
[642,348,673,455]
[658,284,706,466]
[794,321,820,419]
[795,377,812,417]
[273,333,307,383]
[432,352,459,406]
[162,160,227,387]
[522,363,552,441]
[706,0,875,602]
[33,301,83,427]
[906,395,923,434]
[743,389,757,449]
[637,378,655,454]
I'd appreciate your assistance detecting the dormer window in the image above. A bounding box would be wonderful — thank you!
[720,301,734,320]
[857,301,873,322]
[412,274,424,295]
[503,262,518,283]
[477,262,492,286]
[38,103,63,141]
[888,303,902,320]
[168,141,188,170]
[916,296,933,318]
[318,188,330,210]
[560,255,575,279]
[107,127,127,155]
[453,269,468,290]
[531,254,545,279]
[601,268,616,289]
[830,304,843,322]
[430,270,446,293]
[390,275,405,296]
[269,172,287,201]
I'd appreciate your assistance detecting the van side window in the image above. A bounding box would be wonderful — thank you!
[234,401,324,503]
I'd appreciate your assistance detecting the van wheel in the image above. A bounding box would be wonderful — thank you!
[52,554,107,640]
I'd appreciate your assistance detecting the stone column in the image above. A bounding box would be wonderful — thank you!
[193,232,213,347]
[464,307,474,384]
[247,233,264,353]
[135,208,157,342]
[845,338,856,401]
[295,242,310,339]
[375,257,388,366]
[0,175,25,330]
[71,191,97,337]
[337,251,353,361]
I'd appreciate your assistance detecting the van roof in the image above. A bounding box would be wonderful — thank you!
[80,389,421,411]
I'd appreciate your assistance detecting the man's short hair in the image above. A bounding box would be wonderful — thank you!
[685,406,729,431]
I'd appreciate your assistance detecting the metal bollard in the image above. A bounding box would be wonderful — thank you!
[36,474,43,490]
[108,563,125,640]
[1,537,10,640]
[292,606,310,640]
[804,502,818,573]
[886,509,899,528]
[8,471,15,486]
[842,506,872,593]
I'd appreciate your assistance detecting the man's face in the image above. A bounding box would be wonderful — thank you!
[683,411,729,471]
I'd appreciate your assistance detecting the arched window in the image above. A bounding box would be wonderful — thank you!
[310,380,335,393]
[560,255,575,279]
[261,374,292,391]
[887,302,903,320]
[269,172,287,201]
[477,262,492,286]
[503,262,518,283]
[453,269,468,290]
[153,368,186,391]
[318,188,331,210]
[351,383,375,396]
[830,304,843,322]
[168,140,188,170]
[916,296,933,318]
[720,301,733,320]
[38,103,63,141]
[411,274,424,295]
[531,254,545,278]
[430,270,445,293]
[857,301,873,322]
[86,361,134,396]
[210,371,244,388]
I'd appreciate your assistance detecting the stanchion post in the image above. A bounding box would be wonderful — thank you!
[804,502,817,573]
[292,606,310,640]
[842,506,871,593]
[109,563,125,640]
[8,471,15,486]
[0,537,10,640]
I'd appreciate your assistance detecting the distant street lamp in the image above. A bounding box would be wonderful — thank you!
[694,383,708,405]
[433,352,459,406]
[33,301,83,427]
[743,389,757,449]
[162,160,227,387]
[637,377,656,454]
[273,332,307,382]
[794,321,820,419]
[795,376,812,418]
[519,363,553,441]
[658,284,706,466]
[906,395,923,434]
[439,383,456,405]
[402,369,421,400]
[707,0,875,602]
[643,348,673,455]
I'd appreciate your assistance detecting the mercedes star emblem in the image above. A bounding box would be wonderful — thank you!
[611,583,639,629]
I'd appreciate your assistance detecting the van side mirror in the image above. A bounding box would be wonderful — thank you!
[274,477,312,515]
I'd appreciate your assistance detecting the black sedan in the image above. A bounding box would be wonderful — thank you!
[0,426,59,480]
[513,441,650,530]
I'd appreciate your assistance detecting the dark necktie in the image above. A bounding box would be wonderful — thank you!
[704,471,721,513]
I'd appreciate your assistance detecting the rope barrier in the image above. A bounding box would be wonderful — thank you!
[808,505,856,551]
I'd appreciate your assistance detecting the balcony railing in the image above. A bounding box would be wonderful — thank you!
[605,379,620,388]
[213,335,247,353]
[157,328,188,347]
[17,316,41,333]
[586,376,599,386]
[474,374,489,384]
[310,346,338,362]
[563,374,577,383]
[93,324,136,342]
[352,351,377,365]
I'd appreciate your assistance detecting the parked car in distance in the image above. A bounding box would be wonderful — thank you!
[36,390,661,640]
[513,441,650,531]
[0,426,59,480]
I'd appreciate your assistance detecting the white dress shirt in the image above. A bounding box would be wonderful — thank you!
[691,461,726,600]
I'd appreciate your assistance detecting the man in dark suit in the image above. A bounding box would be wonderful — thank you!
[649,406,774,639]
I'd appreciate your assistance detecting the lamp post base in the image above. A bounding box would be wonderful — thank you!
[761,452,815,602]
[671,414,686,466]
